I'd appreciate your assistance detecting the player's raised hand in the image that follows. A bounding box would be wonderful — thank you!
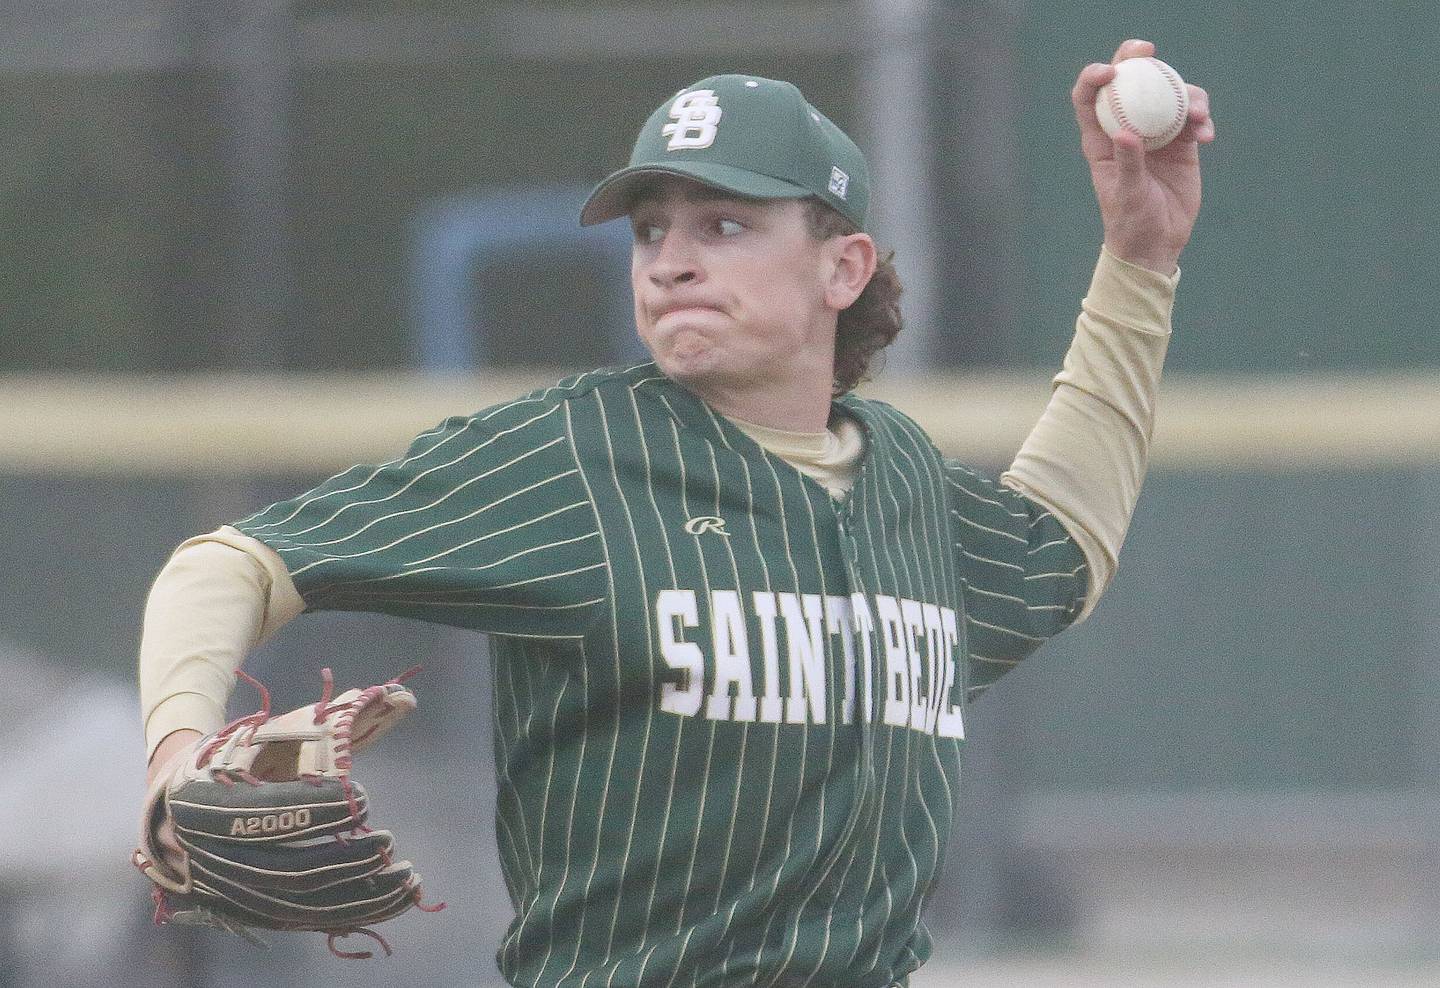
[1071,39,1214,275]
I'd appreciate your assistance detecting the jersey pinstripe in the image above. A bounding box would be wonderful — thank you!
[234,363,1088,988]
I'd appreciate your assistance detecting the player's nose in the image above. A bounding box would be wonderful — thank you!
[646,230,704,287]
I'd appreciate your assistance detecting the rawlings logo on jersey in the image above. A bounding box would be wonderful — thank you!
[662,90,722,150]
[683,515,729,536]
[654,589,965,739]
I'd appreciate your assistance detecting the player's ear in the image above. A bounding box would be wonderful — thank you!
[824,233,878,311]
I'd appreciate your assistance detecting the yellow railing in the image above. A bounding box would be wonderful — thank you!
[2,370,1436,475]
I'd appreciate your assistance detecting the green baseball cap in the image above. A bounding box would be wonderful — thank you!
[580,74,870,231]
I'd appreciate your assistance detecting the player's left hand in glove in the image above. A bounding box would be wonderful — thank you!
[134,668,442,958]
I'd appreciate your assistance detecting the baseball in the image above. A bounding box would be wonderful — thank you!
[1095,56,1190,151]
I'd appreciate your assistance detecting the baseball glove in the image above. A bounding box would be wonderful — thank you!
[134,668,442,958]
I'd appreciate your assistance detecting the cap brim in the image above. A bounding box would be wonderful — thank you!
[579,162,812,226]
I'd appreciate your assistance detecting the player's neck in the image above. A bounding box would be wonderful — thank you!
[684,376,833,434]
[713,395,831,434]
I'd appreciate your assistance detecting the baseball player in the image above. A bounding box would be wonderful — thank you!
[139,39,1213,987]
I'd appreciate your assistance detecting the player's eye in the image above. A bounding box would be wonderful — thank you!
[716,218,744,237]
[632,222,664,245]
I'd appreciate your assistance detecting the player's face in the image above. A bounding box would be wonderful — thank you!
[628,179,839,413]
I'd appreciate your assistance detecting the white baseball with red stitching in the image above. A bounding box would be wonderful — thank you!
[1094,56,1189,152]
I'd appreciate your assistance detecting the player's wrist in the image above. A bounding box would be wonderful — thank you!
[1102,237,1180,277]
[147,729,203,783]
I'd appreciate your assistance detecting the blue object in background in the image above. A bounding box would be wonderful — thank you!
[410,185,642,371]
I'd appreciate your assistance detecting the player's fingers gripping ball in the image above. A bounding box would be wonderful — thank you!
[133,668,442,959]
[1095,56,1190,151]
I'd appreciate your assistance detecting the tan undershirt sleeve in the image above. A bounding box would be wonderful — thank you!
[139,526,303,760]
[1001,245,1178,622]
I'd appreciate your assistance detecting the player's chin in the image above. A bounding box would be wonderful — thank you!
[650,330,725,384]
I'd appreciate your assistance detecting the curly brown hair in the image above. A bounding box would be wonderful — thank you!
[803,200,903,396]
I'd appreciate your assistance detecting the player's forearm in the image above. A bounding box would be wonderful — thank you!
[139,527,304,760]
[1001,245,1176,618]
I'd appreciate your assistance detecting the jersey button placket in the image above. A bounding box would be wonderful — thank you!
[831,502,860,566]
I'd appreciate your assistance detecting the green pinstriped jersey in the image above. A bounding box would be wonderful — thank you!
[235,363,1088,988]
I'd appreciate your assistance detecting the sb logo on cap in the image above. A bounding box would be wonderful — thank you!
[662,90,722,150]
